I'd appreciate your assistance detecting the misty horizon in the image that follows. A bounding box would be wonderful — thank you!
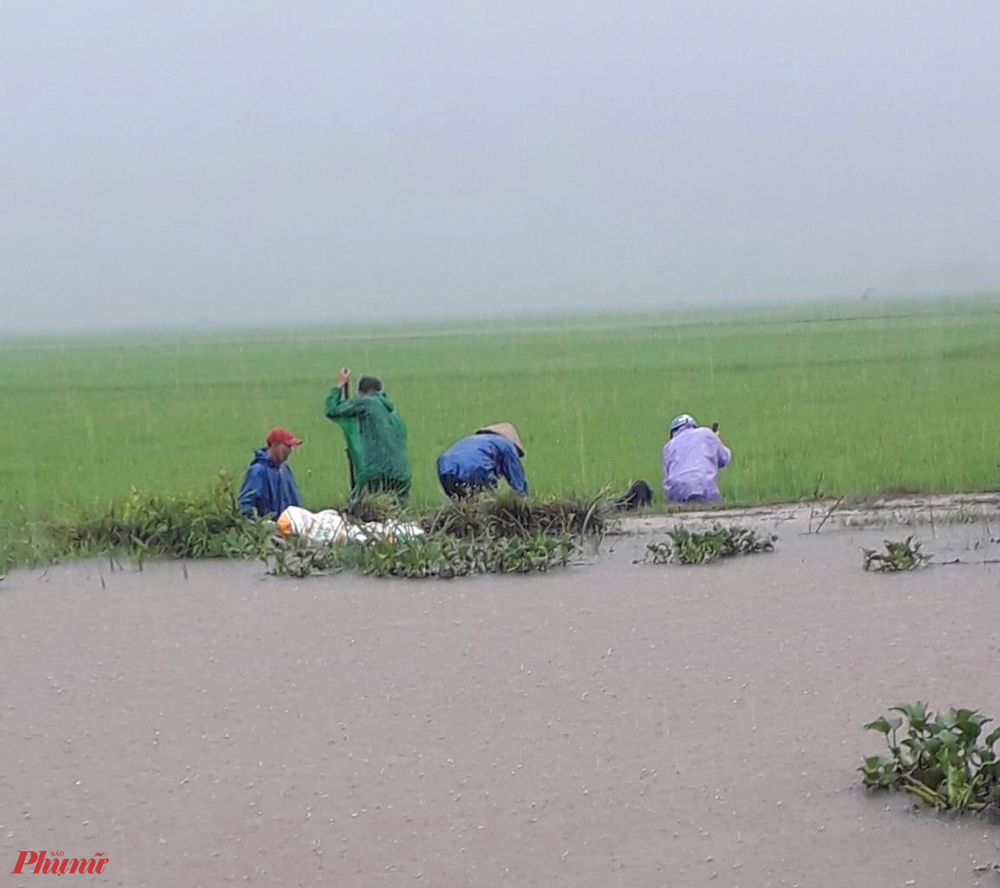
[3,1,999,334]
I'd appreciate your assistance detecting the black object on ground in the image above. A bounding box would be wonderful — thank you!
[613,480,653,511]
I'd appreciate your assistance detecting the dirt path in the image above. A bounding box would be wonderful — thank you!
[3,523,1000,887]
[619,490,1000,537]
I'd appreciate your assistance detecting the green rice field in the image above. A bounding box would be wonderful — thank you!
[3,296,1000,544]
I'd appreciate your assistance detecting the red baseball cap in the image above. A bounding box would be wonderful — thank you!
[266,427,303,447]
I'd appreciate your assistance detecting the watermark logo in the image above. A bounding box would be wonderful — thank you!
[10,851,110,876]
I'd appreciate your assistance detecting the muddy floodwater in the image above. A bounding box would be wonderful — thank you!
[3,524,1000,887]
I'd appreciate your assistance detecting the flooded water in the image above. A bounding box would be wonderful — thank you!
[3,525,1000,887]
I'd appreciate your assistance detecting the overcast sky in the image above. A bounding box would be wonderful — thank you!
[3,1,999,331]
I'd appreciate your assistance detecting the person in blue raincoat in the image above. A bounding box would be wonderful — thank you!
[238,427,303,518]
[436,422,528,498]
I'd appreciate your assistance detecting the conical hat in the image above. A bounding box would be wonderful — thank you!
[475,422,525,457]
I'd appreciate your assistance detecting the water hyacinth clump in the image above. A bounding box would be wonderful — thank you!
[862,536,931,572]
[267,491,602,578]
[267,529,578,579]
[861,702,1000,813]
[645,524,777,565]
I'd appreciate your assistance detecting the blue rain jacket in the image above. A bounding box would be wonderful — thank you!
[436,433,528,496]
[238,448,302,518]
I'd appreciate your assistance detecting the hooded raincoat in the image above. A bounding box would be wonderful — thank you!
[238,448,302,518]
[325,388,412,500]
[662,427,731,503]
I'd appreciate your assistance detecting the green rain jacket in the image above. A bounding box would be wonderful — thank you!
[324,388,412,499]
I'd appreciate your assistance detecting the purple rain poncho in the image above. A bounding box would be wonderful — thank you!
[661,427,732,503]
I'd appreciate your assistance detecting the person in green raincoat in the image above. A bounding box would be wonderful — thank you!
[325,367,412,502]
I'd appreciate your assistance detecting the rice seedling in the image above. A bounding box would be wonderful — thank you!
[419,491,610,539]
[341,491,404,524]
[43,472,273,567]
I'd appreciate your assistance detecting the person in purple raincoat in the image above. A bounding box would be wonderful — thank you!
[662,414,731,503]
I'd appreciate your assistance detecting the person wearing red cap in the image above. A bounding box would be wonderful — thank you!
[238,427,303,519]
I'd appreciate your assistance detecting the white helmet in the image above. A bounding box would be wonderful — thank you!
[669,414,697,434]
